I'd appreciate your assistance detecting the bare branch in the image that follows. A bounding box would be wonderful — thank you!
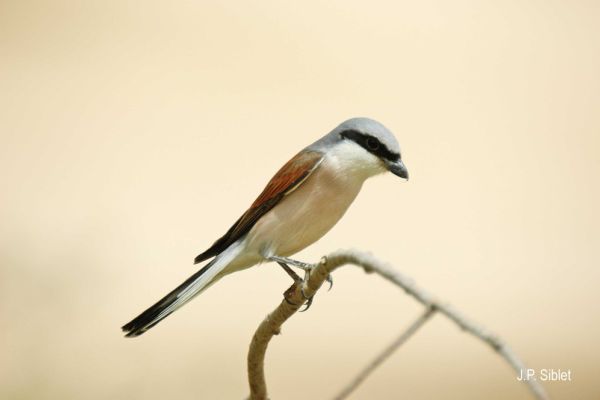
[246,249,549,400]
[333,306,436,400]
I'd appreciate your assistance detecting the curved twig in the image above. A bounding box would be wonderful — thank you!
[246,249,549,400]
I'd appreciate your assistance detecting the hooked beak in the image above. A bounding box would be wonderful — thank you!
[387,159,409,180]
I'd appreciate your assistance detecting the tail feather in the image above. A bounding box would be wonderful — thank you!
[122,243,242,337]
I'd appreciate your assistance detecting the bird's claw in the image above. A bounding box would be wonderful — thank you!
[299,287,313,312]
[283,281,314,311]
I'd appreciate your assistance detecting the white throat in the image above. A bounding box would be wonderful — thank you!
[324,140,387,182]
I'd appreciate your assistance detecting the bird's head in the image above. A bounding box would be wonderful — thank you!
[320,117,408,180]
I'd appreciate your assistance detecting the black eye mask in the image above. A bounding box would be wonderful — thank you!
[340,130,400,163]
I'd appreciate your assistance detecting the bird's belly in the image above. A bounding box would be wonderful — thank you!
[245,165,363,258]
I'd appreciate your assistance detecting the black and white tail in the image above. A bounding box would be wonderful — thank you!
[122,244,242,337]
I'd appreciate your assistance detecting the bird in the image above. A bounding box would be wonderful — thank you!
[122,117,408,337]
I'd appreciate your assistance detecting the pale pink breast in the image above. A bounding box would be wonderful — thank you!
[245,157,364,258]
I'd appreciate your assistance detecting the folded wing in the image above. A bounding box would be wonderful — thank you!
[194,150,324,264]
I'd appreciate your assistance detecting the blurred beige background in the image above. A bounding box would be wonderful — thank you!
[1,1,599,399]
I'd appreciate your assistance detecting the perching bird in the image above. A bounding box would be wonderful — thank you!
[122,117,408,337]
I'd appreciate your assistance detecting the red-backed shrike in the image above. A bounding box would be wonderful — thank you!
[122,117,408,337]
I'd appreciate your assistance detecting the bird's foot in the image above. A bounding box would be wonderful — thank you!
[269,255,313,272]
[269,255,333,291]
[276,261,314,312]
[276,261,303,283]
[270,256,333,312]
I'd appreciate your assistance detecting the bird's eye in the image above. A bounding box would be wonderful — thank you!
[365,137,380,150]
